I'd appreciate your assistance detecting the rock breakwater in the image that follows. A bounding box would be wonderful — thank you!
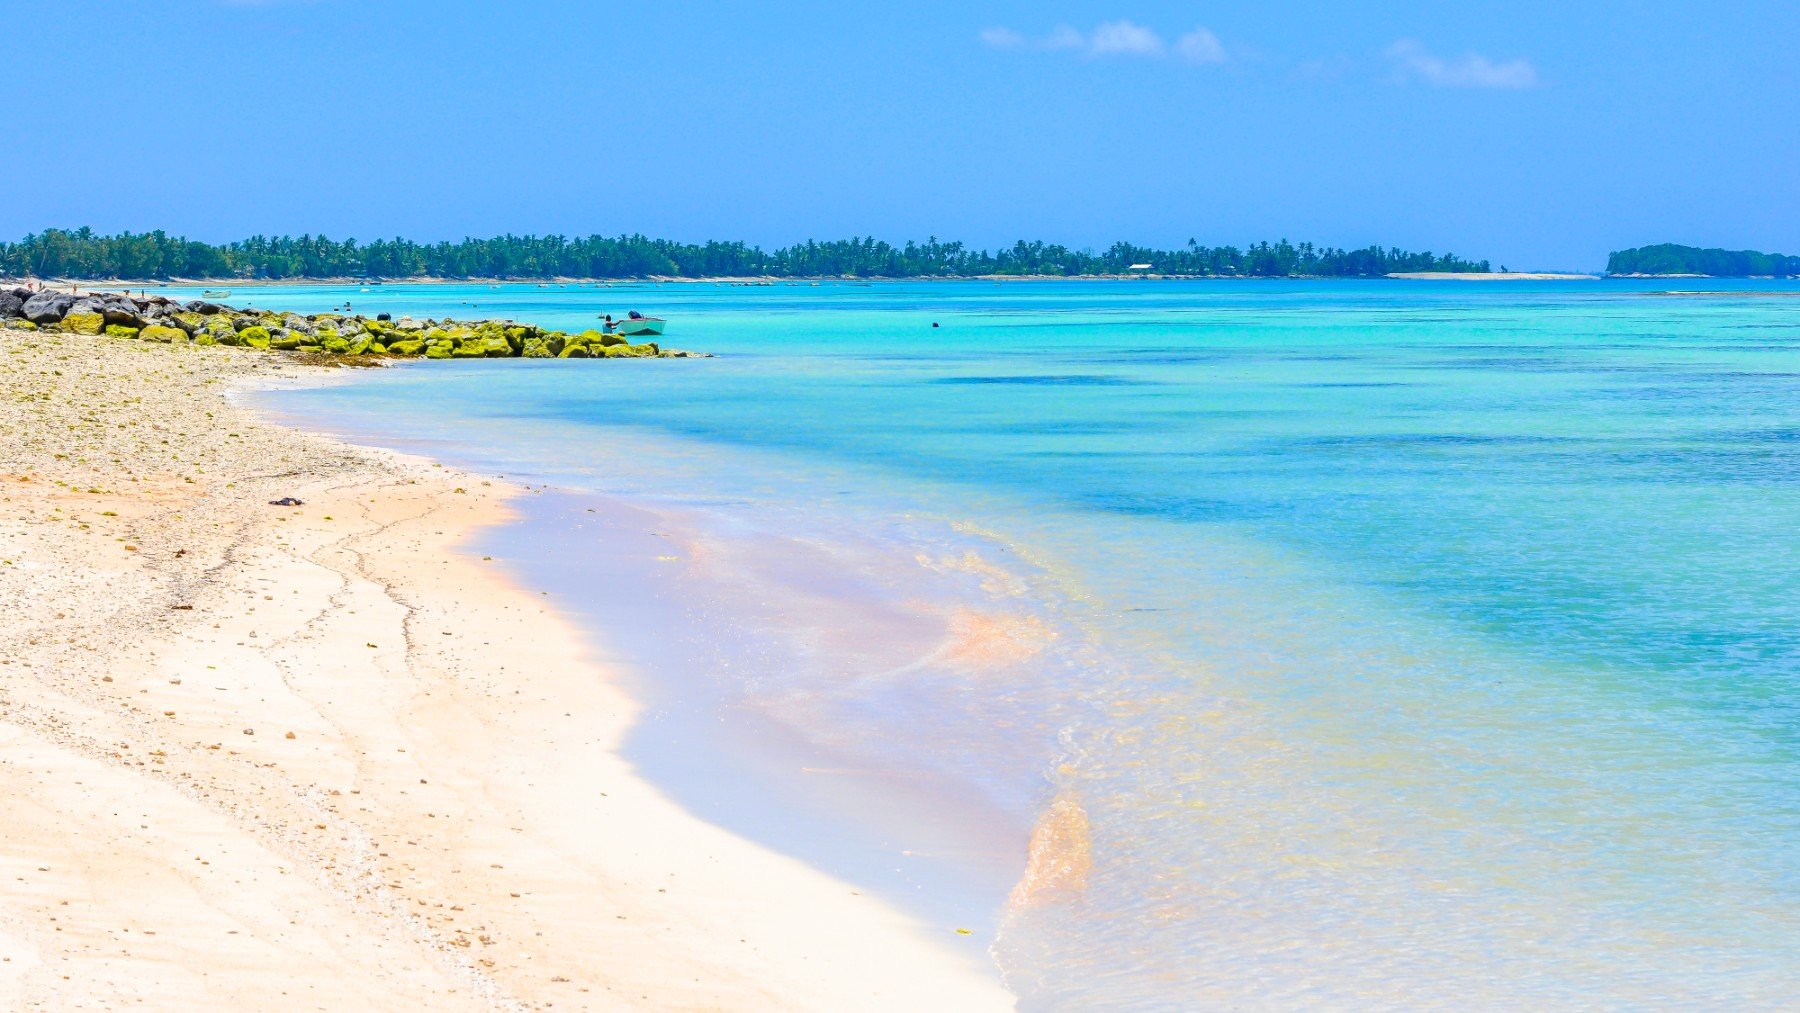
[0,287,700,359]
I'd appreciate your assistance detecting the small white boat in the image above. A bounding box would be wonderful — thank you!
[201,289,231,299]
[613,314,666,337]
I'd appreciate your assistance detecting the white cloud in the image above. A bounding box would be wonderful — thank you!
[978,26,1028,50]
[1090,20,1164,56]
[1175,27,1226,65]
[1384,39,1538,89]
[981,21,1229,63]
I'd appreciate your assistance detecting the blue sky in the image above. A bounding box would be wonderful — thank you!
[7,1,1797,269]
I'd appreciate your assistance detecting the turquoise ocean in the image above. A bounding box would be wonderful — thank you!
[217,278,1800,1007]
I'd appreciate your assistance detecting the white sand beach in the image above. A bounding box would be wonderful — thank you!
[0,326,1012,1010]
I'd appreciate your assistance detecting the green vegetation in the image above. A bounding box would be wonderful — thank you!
[1607,244,1800,277]
[1,228,1489,280]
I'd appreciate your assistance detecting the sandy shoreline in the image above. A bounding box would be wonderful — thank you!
[1385,271,1599,280]
[0,327,1012,1009]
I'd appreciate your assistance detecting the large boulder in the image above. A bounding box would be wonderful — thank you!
[0,291,24,319]
[385,338,425,356]
[97,299,145,328]
[283,313,315,335]
[237,325,271,349]
[21,292,75,324]
[183,300,225,314]
[139,325,187,343]
[62,311,105,335]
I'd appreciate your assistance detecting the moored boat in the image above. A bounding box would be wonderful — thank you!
[614,313,665,336]
[201,289,231,298]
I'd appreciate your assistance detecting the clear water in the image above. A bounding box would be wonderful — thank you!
[228,278,1800,1007]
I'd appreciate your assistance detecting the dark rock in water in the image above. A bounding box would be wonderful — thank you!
[376,312,392,321]
[268,497,304,507]
[0,291,23,319]
[21,291,74,323]
[184,300,226,315]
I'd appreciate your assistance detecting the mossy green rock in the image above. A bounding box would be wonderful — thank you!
[213,328,245,346]
[386,339,425,356]
[8,319,38,331]
[192,332,218,347]
[597,332,628,347]
[481,336,513,357]
[239,325,271,346]
[557,344,592,359]
[369,341,387,354]
[175,312,207,329]
[297,344,323,354]
[347,336,374,355]
[321,335,352,354]
[140,325,187,344]
[64,312,105,335]
[104,324,141,339]
[451,341,488,358]
[271,334,305,351]
[424,343,454,359]
[521,338,553,358]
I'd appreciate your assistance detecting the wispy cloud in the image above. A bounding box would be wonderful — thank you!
[1384,39,1538,89]
[981,22,1228,64]
[1090,20,1164,56]
[1175,27,1226,65]
[978,26,1027,49]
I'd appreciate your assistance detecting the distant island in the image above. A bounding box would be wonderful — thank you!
[1607,244,1800,277]
[1,228,1489,281]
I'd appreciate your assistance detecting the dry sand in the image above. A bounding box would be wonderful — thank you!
[0,326,1013,1010]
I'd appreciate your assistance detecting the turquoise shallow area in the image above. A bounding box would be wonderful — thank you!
[236,278,1800,1006]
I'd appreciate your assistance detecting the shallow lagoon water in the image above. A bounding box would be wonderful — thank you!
[237,278,1800,1007]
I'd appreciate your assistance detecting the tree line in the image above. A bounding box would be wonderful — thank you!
[1,228,1490,280]
[1606,244,1799,277]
